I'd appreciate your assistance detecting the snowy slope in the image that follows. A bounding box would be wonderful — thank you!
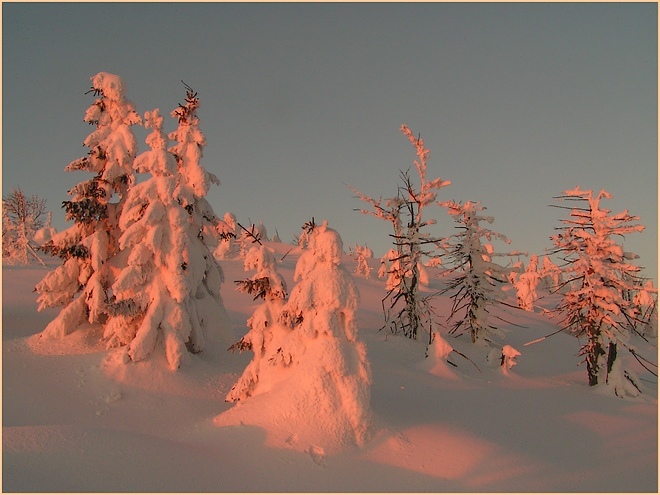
[3,243,657,492]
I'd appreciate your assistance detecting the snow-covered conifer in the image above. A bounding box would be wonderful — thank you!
[167,83,234,255]
[168,83,218,200]
[510,255,541,311]
[221,221,372,450]
[226,244,288,401]
[438,200,521,345]
[550,187,657,396]
[539,254,562,290]
[279,220,372,446]
[350,244,373,278]
[352,125,450,343]
[214,212,239,259]
[106,108,230,370]
[35,73,141,337]
[292,217,317,249]
[236,222,265,258]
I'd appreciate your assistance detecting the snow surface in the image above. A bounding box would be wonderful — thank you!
[3,242,658,492]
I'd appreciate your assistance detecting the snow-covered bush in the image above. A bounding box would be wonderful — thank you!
[32,212,57,247]
[438,200,522,345]
[500,345,521,375]
[36,72,141,337]
[352,125,450,343]
[218,221,372,451]
[105,107,230,370]
[550,187,657,396]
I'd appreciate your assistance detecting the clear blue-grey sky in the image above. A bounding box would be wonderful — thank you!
[3,2,657,282]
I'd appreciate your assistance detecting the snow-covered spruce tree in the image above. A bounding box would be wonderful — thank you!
[509,254,541,311]
[550,187,657,395]
[106,104,230,370]
[226,244,288,401]
[352,125,450,344]
[236,222,267,258]
[277,220,372,447]
[539,253,562,291]
[438,200,522,345]
[35,73,141,337]
[218,221,372,451]
[168,83,235,257]
[214,212,239,259]
[292,217,317,249]
[2,187,47,265]
[350,244,374,278]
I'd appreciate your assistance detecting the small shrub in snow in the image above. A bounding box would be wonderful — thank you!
[32,212,58,247]
[292,217,317,248]
[550,187,657,396]
[500,345,521,375]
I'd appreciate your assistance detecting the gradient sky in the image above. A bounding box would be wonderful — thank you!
[3,2,657,282]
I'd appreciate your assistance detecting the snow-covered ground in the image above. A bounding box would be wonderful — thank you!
[3,242,657,492]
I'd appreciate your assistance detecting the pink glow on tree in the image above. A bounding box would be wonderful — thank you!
[550,187,656,396]
[226,244,288,401]
[510,255,541,311]
[351,125,450,343]
[106,107,229,370]
[36,72,141,338]
[221,221,372,450]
